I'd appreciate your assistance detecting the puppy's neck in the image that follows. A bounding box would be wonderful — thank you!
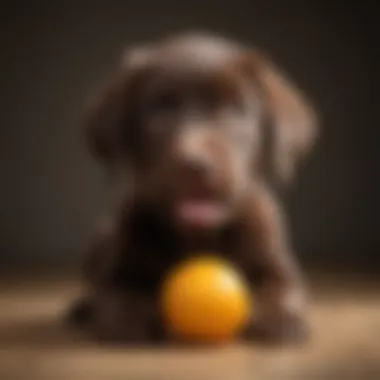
[177,227,224,254]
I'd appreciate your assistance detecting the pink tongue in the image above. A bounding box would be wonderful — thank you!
[176,200,224,225]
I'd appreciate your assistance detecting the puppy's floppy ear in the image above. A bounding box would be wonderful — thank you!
[83,46,151,165]
[84,72,128,163]
[252,53,318,184]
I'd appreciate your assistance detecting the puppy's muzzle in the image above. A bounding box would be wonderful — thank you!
[173,128,221,184]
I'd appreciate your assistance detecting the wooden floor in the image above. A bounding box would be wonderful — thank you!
[0,272,379,380]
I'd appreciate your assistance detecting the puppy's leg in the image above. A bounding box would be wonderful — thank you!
[66,296,94,327]
[78,220,166,344]
[238,185,309,344]
[65,220,117,329]
[92,287,166,344]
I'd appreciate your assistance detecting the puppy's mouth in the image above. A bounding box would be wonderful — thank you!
[173,195,230,229]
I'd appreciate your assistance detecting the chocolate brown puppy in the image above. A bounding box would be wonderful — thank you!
[69,32,318,345]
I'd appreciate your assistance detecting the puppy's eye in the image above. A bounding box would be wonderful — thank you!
[148,92,182,113]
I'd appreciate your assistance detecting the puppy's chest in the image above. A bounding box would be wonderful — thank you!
[116,215,241,292]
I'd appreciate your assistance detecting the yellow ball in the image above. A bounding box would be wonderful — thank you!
[161,255,252,343]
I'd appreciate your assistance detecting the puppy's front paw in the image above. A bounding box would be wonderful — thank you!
[243,311,309,345]
[93,290,166,345]
[95,321,146,344]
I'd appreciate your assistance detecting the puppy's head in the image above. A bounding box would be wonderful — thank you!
[84,33,317,230]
